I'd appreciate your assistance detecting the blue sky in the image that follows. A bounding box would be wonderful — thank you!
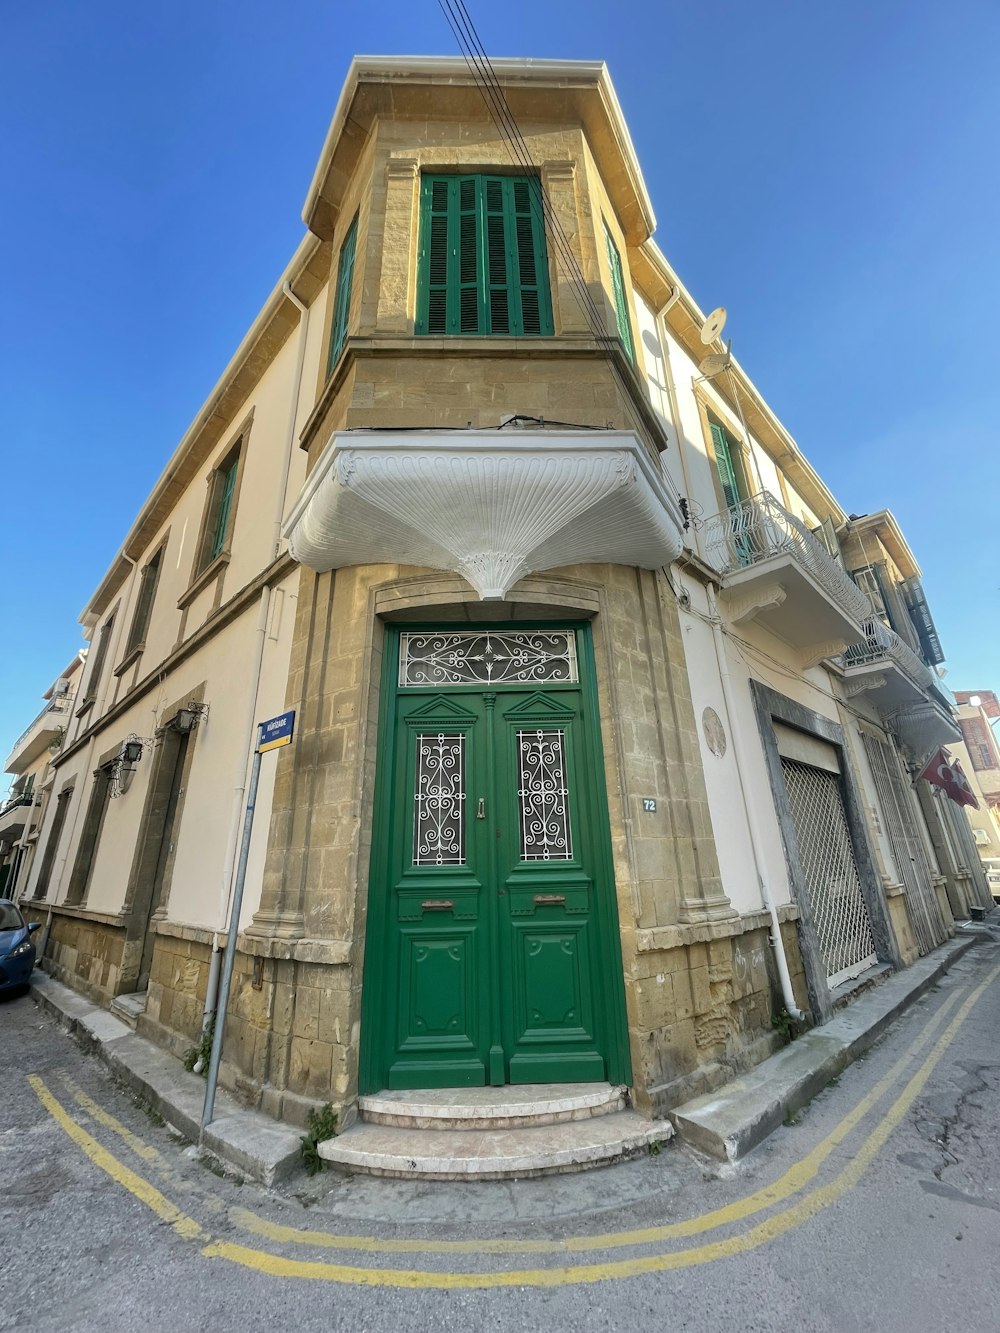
[2,1,998,761]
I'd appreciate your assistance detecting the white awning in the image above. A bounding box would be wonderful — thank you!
[284,430,685,600]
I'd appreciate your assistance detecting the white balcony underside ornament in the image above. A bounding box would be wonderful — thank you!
[285,431,685,600]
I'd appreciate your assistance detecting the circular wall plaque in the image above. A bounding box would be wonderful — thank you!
[702,706,727,757]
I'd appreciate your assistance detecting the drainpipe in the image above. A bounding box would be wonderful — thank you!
[655,289,704,562]
[273,282,310,560]
[199,281,311,1042]
[705,585,805,1021]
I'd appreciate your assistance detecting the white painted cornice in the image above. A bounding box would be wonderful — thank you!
[285,430,684,600]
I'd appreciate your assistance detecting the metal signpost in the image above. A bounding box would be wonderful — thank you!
[201,709,294,1130]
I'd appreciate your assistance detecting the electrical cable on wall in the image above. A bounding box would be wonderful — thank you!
[434,0,688,512]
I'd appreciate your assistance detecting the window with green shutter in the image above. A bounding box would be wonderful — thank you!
[603,221,634,363]
[210,456,238,561]
[415,175,554,336]
[709,422,745,514]
[327,213,358,375]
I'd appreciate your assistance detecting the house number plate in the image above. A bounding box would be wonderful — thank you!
[642,798,657,813]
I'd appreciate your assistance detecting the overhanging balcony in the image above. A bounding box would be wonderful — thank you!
[842,618,949,714]
[285,429,686,600]
[0,793,38,844]
[6,696,71,774]
[702,492,871,664]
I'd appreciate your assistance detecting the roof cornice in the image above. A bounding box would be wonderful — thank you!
[303,55,655,242]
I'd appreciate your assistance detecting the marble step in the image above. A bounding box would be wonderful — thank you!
[109,991,148,1029]
[317,1110,673,1180]
[359,1082,627,1130]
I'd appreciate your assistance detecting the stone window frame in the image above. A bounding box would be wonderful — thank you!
[116,531,169,676]
[693,386,757,519]
[64,745,119,907]
[374,151,582,340]
[31,779,75,901]
[118,684,204,993]
[179,410,253,610]
[76,607,119,719]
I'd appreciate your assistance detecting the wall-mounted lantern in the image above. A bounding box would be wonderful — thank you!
[110,733,151,799]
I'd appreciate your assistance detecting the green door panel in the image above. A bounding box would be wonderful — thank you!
[361,626,631,1093]
[388,927,485,1088]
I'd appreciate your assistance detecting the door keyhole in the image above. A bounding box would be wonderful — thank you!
[477,797,486,819]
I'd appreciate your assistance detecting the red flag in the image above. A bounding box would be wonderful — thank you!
[918,749,979,809]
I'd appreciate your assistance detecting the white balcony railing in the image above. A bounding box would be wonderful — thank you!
[702,492,872,626]
[842,618,938,692]
[10,695,71,755]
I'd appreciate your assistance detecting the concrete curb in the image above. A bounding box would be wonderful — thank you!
[669,930,993,1162]
[28,972,303,1187]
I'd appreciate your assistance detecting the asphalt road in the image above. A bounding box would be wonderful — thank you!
[3,936,1000,1333]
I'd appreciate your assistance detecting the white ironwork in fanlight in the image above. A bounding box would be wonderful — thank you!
[400,631,578,687]
[702,491,872,626]
[284,430,686,600]
[842,619,938,692]
[413,732,465,866]
[517,728,572,861]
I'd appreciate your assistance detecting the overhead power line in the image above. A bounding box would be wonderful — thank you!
[434,0,686,509]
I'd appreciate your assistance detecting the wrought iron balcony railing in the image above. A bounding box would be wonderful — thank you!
[10,694,72,755]
[842,618,938,692]
[702,491,872,626]
[0,793,38,817]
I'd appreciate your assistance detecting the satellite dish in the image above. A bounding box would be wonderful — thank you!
[697,340,732,378]
[700,307,727,345]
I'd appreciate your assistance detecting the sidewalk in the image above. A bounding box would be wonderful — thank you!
[28,921,995,1184]
[670,925,995,1161]
[28,971,302,1186]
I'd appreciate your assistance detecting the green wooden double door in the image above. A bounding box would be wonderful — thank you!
[360,628,630,1092]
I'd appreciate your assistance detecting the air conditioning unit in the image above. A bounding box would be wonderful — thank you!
[51,678,70,696]
[973,827,989,846]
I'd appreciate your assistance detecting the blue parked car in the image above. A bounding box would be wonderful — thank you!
[0,900,40,995]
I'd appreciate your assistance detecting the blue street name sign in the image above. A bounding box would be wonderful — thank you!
[258,710,295,753]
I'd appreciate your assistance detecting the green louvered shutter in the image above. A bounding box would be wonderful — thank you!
[603,222,635,362]
[327,214,358,374]
[417,174,553,336]
[710,422,753,564]
[211,459,238,560]
[709,423,743,513]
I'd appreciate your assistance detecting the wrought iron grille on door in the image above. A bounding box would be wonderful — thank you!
[781,757,877,987]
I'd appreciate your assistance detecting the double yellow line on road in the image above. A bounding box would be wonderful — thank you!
[29,959,999,1288]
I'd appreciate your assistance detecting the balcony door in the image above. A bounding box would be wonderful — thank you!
[709,421,754,565]
[360,627,630,1093]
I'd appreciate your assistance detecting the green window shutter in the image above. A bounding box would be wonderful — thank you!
[709,422,743,513]
[211,459,238,560]
[603,222,635,363]
[416,175,553,336]
[327,214,358,375]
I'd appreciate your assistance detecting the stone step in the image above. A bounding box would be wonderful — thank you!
[318,1110,673,1180]
[359,1082,627,1130]
[109,991,148,1029]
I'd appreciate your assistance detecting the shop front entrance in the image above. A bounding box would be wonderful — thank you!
[360,626,630,1092]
